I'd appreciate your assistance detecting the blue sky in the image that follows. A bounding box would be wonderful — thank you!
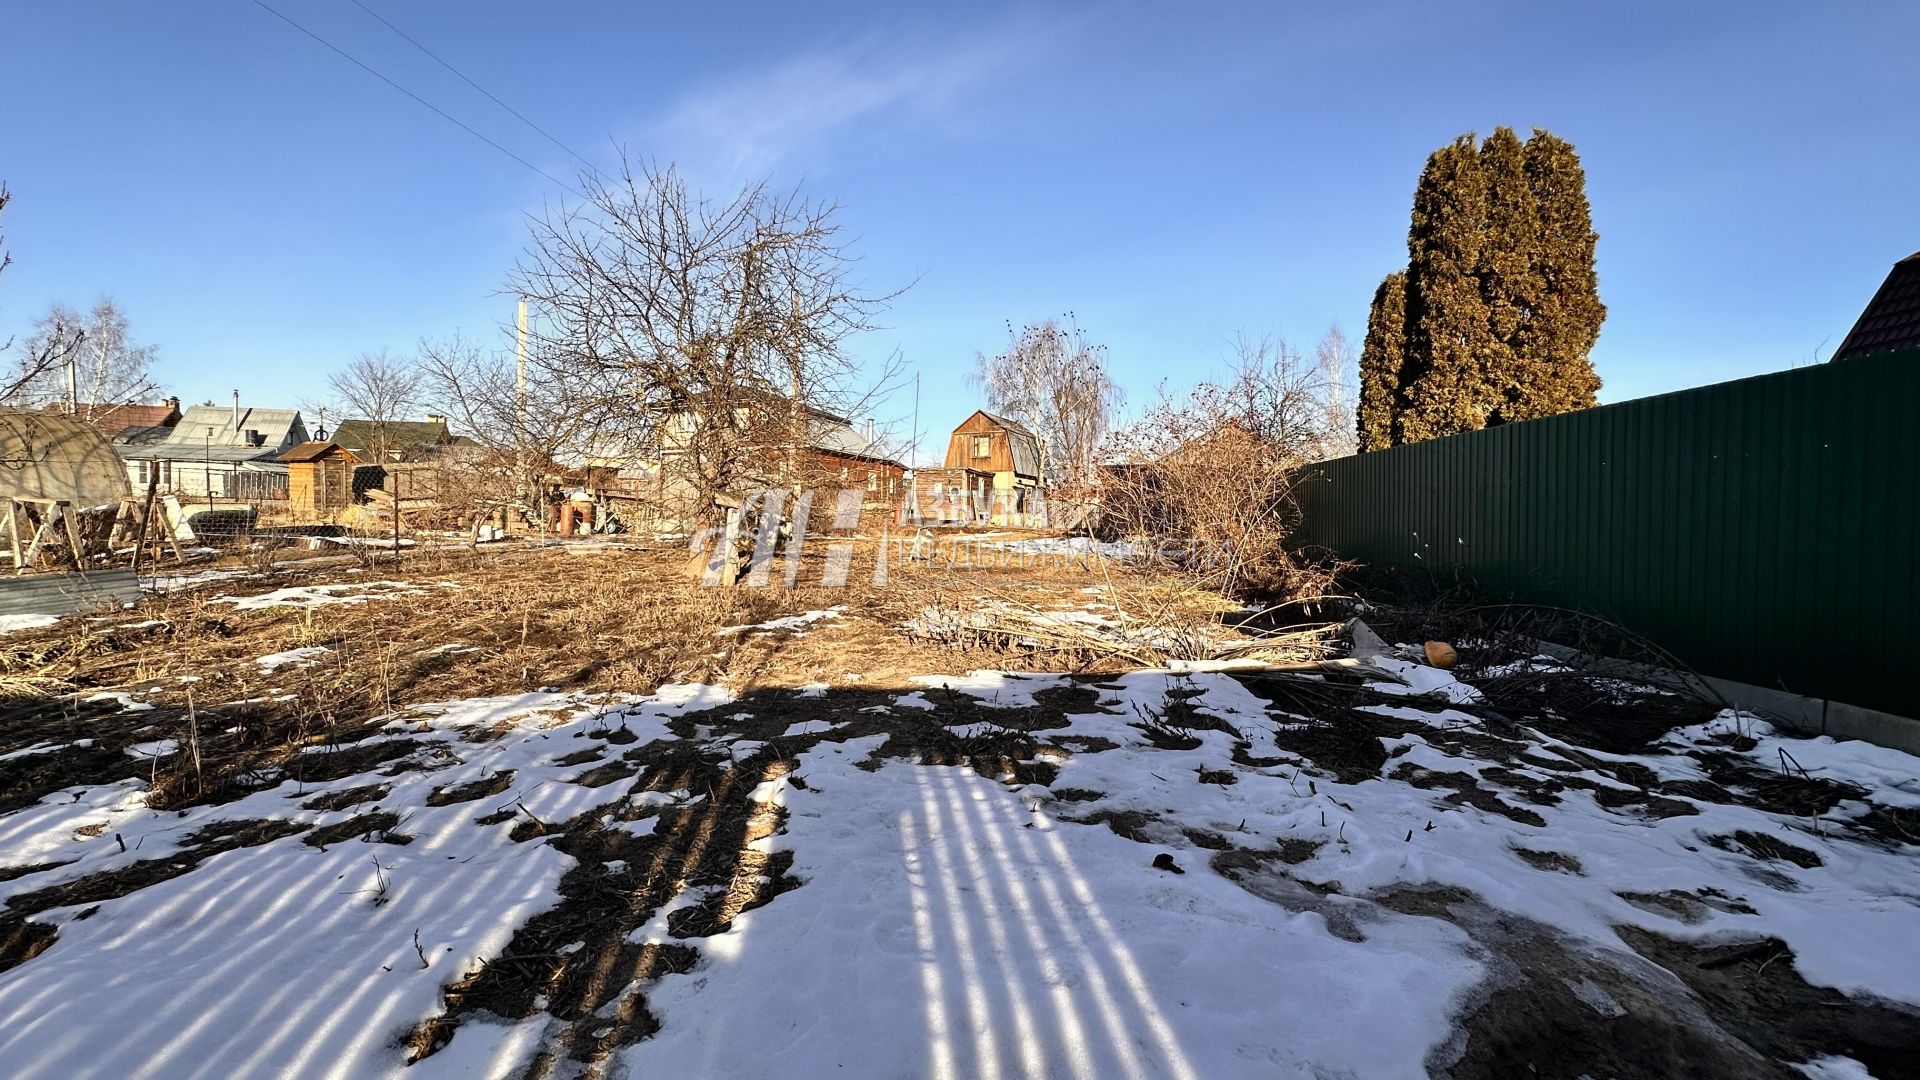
[2,0,1914,460]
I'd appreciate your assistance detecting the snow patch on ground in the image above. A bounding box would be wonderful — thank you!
[139,568,252,593]
[215,580,437,610]
[717,606,846,636]
[910,670,1065,709]
[0,683,733,1078]
[980,535,1138,560]
[617,733,1477,1079]
[255,646,331,671]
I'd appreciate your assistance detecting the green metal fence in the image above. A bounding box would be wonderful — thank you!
[1292,347,1920,717]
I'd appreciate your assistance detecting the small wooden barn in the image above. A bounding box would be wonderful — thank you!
[280,441,363,521]
[942,410,1046,526]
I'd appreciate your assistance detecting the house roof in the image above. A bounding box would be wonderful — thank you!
[1834,251,1920,361]
[279,441,359,464]
[160,405,305,449]
[963,409,1044,478]
[808,416,902,465]
[120,443,290,465]
[978,410,1040,440]
[329,418,452,453]
[41,401,180,442]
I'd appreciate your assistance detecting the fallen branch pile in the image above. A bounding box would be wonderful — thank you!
[905,582,1343,669]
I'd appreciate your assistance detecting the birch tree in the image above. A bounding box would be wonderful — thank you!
[971,317,1122,489]
[7,297,157,416]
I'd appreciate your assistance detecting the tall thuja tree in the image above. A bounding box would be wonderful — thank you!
[1399,135,1492,443]
[1357,128,1604,445]
[1477,126,1543,424]
[1518,130,1604,417]
[1356,271,1407,452]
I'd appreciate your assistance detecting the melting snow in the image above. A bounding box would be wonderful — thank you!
[255,646,331,671]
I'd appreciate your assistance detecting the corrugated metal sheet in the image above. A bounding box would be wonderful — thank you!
[0,569,142,619]
[1293,347,1920,717]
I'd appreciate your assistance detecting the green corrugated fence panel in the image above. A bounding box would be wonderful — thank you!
[1294,347,1920,718]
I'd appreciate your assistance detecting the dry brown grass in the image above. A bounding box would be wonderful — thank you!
[0,533,1224,811]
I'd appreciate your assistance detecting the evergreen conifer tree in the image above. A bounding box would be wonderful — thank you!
[1356,271,1407,452]
[1519,129,1604,417]
[1355,128,1605,445]
[1400,135,1491,443]
[1477,126,1543,424]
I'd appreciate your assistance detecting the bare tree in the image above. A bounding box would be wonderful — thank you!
[1311,326,1359,460]
[5,296,157,417]
[507,154,902,530]
[971,317,1122,490]
[1099,333,1349,597]
[413,332,611,526]
[326,350,425,458]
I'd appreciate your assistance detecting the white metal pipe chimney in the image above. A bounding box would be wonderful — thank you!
[232,390,241,432]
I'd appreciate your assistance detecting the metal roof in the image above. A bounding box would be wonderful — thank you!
[159,406,306,449]
[329,418,452,453]
[0,569,141,620]
[40,401,180,441]
[118,443,287,464]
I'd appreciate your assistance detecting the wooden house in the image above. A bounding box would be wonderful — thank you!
[941,410,1045,526]
[327,417,455,462]
[905,466,994,525]
[118,400,309,501]
[636,396,907,530]
[280,441,363,521]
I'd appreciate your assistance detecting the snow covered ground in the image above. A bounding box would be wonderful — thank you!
[1,658,1915,1078]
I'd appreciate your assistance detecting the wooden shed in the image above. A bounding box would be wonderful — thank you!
[280,441,362,521]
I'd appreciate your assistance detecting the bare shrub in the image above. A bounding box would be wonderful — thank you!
[1100,332,1351,598]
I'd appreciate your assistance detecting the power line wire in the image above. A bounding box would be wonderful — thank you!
[346,0,608,183]
[247,0,584,199]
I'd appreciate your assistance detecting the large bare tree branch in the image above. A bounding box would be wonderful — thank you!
[504,153,904,526]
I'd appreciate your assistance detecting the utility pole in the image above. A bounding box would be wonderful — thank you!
[516,300,534,534]
[516,300,528,430]
[65,320,79,413]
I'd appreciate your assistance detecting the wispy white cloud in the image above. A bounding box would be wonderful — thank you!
[648,16,1061,183]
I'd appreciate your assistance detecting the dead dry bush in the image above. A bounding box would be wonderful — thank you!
[904,574,1341,670]
[1100,335,1350,600]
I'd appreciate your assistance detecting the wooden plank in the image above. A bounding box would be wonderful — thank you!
[21,507,56,571]
[60,503,87,567]
[131,473,160,575]
[3,500,19,573]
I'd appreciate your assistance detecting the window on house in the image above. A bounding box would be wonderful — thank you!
[886,478,896,496]
[866,471,877,492]
[839,466,849,482]
[972,435,991,458]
